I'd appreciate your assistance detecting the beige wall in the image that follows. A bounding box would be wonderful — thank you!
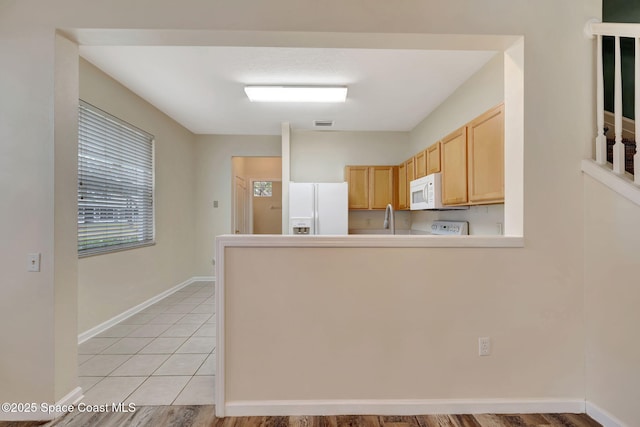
[291,130,411,182]
[232,157,283,234]
[0,0,607,418]
[584,176,640,427]
[409,52,504,153]
[225,245,584,400]
[216,0,596,413]
[240,157,282,180]
[252,181,283,234]
[54,34,80,401]
[290,130,411,233]
[407,52,505,235]
[194,135,281,272]
[78,59,197,333]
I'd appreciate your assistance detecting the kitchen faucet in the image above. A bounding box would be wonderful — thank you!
[383,203,395,235]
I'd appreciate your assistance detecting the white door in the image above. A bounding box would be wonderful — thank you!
[234,176,247,234]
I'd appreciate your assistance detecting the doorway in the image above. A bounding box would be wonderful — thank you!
[250,180,282,234]
[231,156,282,235]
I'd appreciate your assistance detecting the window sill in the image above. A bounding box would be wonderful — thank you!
[78,241,156,258]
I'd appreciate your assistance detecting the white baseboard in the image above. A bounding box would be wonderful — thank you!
[78,276,215,344]
[0,386,83,422]
[586,401,628,427]
[223,398,586,417]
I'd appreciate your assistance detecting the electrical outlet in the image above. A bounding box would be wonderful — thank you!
[479,337,491,356]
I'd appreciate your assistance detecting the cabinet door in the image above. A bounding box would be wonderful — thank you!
[406,157,415,182]
[426,141,441,174]
[415,150,427,178]
[441,127,468,205]
[406,158,415,208]
[345,166,369,209]
[467,104,504,204]
[369,166,394,209]
[397,162,407,209]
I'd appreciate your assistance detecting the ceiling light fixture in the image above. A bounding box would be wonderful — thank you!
[244,86,348,103]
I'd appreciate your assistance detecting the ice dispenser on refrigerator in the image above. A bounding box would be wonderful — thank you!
[288,182,348,235]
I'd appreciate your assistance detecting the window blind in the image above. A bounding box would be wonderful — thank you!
[78,101,155,256]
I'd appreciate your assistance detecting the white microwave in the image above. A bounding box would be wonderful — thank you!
[409,173,468,210]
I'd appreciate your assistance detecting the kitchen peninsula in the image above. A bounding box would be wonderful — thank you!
[214,231,523,416]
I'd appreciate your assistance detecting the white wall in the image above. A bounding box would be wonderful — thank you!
[584,176,640,427]
[77,59,198,333]
[194,135,281,273]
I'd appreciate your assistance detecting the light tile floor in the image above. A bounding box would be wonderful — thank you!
[77,281,215,406]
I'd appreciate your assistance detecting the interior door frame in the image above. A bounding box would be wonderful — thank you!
[233,175,247,234]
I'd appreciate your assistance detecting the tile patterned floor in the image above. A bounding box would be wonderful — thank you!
[77,281,215,406]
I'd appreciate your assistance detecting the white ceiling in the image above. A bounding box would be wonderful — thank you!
[79,46,497,135]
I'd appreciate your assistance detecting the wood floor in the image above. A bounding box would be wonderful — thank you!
[0,407,602,427]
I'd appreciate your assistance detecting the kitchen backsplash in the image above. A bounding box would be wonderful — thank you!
[411,204,505,235]
[349,210,411,230]
[348,205,504,235]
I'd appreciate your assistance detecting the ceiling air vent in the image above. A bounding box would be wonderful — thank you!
[314,120,334,127]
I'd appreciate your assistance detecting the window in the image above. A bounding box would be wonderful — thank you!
[78,101,155,256]
[253,181,273,197]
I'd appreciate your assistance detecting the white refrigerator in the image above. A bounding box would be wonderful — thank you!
[288,182,348,235]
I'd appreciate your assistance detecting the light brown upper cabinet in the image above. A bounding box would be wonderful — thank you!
[345,166,369,209]
[397,162,408,210]
[441,126,469,205]
[426,141,441,175]
[369,166,395,209]
[345,166,395,210]
[415,150,427,178]
[467,104,504,204]
[406,157,415,184]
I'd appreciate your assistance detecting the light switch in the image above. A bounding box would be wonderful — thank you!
[27,253,41,272]
[213,200,219,208]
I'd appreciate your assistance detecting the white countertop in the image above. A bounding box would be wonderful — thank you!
[348,228,429,235]
[216,233,524,248]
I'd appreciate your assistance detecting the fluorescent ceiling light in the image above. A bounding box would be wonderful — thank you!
[244,86,347,103]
